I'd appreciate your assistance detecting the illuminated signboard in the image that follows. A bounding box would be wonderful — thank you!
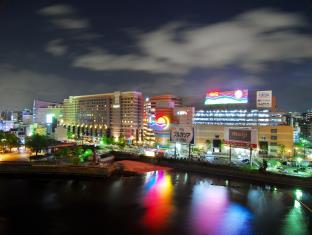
[229,129,251,142]
[205,90,248,105]
[170,125,194,144]
[224,127,258,148]
[149,115,170,131]
[46,114,55,124]
[257,90,272,108]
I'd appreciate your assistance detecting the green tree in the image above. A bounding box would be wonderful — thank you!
[205,139,212,150]
[118,134,126,148]
[0,131,6,151]
[279,144,285,157]
[25,134,49,156]
[5,133,21,152]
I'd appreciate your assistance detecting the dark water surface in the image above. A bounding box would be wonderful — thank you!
[0,171,311,235]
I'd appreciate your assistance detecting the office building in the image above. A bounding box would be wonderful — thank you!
[194,109,285,126]
[194,125,294,157]
[63,91,143,142]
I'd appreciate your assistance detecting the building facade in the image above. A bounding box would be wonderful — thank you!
[144,95,182,146]
[194,125,294,157]
[194,109,285,126]
[63,91,143,142]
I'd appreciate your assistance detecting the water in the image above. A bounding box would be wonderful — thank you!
[0,171,311,235]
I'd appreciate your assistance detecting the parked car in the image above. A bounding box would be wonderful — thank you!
[242,159,250,163]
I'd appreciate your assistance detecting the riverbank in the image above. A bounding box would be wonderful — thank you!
[111,152,312,190]
[0,164,118,179]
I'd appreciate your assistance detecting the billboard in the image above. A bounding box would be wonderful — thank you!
[149,115,170,131]
[170,125,194,144]
[257,90,272,108]
[173,107,194,125]
[205,90,248,105]
[224,127,258,148]
[46,113,55,124]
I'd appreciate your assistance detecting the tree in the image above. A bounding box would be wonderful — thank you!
[0,131,6,152]
[118,134,126,148]
[205,139,211,150]
[279,144,285,158]
[5,133,21,152]
[25,134,49,156]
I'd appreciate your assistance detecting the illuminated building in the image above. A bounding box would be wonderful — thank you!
[204,89,277,111]
[195,89,284,126]
[298,110,312,141]
[146,95,182,146]
[32,100,63,135]
[143,98,155,145]
[195,125,294,157]
[194,110,285,126]
[22,109,33,125]
[63,91,143,142]
[33,100,62,123]
[173,107,194,126]
[192,89,292,157]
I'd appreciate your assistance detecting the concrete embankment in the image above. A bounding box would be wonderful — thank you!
[112,152,312,190]
[0,164,118,179]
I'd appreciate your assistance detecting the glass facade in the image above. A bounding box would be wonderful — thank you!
[194,109,284,126]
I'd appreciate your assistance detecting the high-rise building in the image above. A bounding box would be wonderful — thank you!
[143,98,155,146]
[144,95,182,146]
[298,110,312,141]
[33,100,62,124]
[63,91,143,142]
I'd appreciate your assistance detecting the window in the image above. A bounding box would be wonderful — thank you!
[271,129,277,134]
[270,142,277,146]
[271,136,277,140]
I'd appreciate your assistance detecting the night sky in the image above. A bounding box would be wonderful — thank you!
[0,0,312,111]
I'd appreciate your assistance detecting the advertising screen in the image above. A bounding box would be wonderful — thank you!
[257,90,272,108]
[229,129,251,142]
[205,89,248,105]
[224,127,258,148]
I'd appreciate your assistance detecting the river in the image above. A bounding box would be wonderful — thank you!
[0,171,311,235]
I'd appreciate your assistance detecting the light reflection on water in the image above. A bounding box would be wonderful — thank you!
[189,181,252,235]
[0,171,310,234]
[139,171,311,235]
[141,171,174,231]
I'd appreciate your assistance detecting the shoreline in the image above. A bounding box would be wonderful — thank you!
[0,164,115,180]
[0,153,311,190]
[111,152,312,190]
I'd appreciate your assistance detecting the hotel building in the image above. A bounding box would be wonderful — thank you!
[63,91,143,142]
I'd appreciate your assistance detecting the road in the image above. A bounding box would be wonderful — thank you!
[0,151,30,163]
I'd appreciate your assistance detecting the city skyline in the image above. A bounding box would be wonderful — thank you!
[0,0,312,111]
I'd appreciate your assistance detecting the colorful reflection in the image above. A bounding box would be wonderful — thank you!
[141,171,174,231]
[189,182,229,235]
[219,204,253,235]
[281,200,309,235]
[189,182,252,235]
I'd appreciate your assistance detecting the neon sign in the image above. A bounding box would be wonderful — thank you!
[149,115,170,131]
[177,111,188,116]
[156,116,170,130]
[205,89,248,105]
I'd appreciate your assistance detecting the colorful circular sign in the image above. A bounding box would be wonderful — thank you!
[156,116,170,130]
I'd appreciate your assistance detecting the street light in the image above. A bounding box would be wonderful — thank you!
[296,157,303,168]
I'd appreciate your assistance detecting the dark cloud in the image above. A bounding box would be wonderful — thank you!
[0,1,312,111]
[72,9,312,75]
